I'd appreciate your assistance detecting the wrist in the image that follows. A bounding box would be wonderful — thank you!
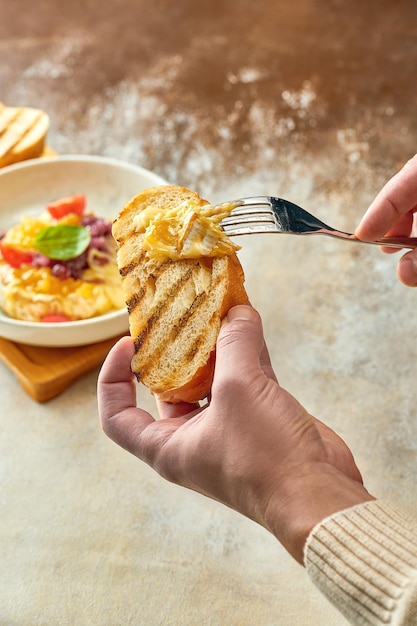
[262,462,375,565]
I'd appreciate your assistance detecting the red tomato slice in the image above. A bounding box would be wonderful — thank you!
[40,313,72,323]
[46,195,86,219]
[0,242,34,268]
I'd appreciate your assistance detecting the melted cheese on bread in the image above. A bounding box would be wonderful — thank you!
[133,199,240,260]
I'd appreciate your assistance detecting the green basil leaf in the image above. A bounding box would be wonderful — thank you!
[34,225,91,260]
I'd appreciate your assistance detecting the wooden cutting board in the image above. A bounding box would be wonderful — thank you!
[0,334,125,402]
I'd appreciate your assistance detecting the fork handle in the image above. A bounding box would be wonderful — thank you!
[273,199,417,249]
[315,229,417,250]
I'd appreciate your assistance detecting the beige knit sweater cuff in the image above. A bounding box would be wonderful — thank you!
[304,501,417,626]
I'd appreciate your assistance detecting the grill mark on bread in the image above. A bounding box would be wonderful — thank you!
[132,265,196,352]
[172,284,220,365]
[183,335,205,363]
[119,251,146,276]
[173,278,216,335]
[138,274,221,382]
[126,290,145,314]
[119,252,175,279]
[11,112,42,154]
[120,260,138,277]
[0,107,20,135]
[0,108,43,156]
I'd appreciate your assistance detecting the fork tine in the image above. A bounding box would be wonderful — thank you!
[233,196,274,207]
[221,221,278,236]
[221,209,275,223]
[218,197,275,227]
[215,197,276,235]
[219,199,277,235]
[221,212,275,227]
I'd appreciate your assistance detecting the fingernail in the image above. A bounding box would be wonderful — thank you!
[226,305,254,322]
[399,256,417,286]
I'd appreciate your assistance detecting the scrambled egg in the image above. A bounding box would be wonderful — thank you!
[0,211,124,322]
[0,261,124,322]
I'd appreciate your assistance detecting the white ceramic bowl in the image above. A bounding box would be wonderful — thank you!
[0,155,168,346]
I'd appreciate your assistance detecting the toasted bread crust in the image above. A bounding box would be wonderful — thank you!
[113,185,247,403]
[0,103,50,168]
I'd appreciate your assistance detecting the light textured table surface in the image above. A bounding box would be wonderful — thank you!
[1,1,417,624]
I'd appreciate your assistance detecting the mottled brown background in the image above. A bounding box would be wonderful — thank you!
[1,2,417,625]
[2,0,416,193]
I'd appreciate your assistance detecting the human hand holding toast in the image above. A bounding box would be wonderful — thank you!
[98,304,373,564]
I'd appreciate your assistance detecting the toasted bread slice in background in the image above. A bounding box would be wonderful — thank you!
[113,185,248,403]
[40,145,57,158]
[0,102,50,168]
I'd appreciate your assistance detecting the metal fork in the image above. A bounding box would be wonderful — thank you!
[218,196,417,249]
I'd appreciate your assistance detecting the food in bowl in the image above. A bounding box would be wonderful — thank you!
[0,194,125,322]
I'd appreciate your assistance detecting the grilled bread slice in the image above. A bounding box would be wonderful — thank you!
[113,185,247,403]
[0,102,50,168]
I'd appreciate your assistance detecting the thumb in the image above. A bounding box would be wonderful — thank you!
[213,305,266,388]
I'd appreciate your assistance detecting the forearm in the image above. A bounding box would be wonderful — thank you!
[263,462,375,564]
